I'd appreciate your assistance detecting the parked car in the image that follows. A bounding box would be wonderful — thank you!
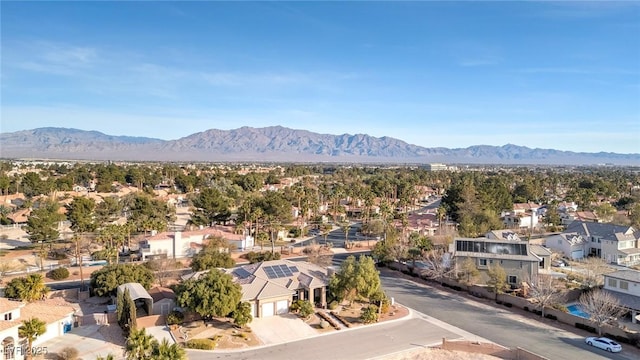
[552,260,568,267]
[585,337,622,353]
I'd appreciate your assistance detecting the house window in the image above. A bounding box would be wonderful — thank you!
[479,259,487,266]
[620,281,629,290]
[4,312,12,320]
[608,278,617,288]
[508,275,517,284]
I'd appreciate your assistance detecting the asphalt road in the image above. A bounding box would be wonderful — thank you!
[187,316,464,360]
[381,270,640,360]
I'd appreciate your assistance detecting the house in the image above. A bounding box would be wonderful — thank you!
[1,298,75,360]
[451,234,544,287]
[139,226,254,261]
[545,233,587,260]
[182,260,330,318]
[486,230,551,270]
[6,209,29,225]
[603,270,640,325]
[502,212,539,229]
[148,287,176,316]
[564,221,640,266]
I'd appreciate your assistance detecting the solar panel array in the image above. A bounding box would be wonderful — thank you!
[263,264,299,279]
[234,267,252,279]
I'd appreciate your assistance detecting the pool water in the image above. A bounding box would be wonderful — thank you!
[567,304,589,318]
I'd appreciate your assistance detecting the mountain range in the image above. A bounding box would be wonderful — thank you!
[0,126,638,165]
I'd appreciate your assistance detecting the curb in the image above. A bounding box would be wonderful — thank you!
[186,303,414,354]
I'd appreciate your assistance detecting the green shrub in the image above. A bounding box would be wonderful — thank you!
[166,310,184,325]
[48,267,70,280]
[245,251,281,264]
[91,249,111,261]
[290,299,314,318]
[380,299,390,314]
[185,338,217,350]
[360,305,379,324]
[49,252,68,260]
[328,300,339,310]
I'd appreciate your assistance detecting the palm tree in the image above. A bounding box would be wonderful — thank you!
[125,328,155,360]
[23,274,50,302]
[18,318,46,360]
[152,338,186,360]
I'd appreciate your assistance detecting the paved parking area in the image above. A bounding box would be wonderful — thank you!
[249,313,319,345]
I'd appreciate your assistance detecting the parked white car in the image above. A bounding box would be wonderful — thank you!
[585,337,622,353]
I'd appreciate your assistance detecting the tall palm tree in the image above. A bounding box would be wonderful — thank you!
[152,338,186,360]
[18,318,46,360]
[125,328,155,360]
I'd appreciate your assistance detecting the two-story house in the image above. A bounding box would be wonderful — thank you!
[565,221,640,265]
[603,270,640,325]
[1,298,75,360]
[502,203,541,230]
[451,232,544,288]
[544,232,587,260]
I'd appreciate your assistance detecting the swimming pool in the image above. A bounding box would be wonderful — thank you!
[567,304,590,319]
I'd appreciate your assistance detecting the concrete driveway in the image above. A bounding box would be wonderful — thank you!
[41,324,125,359]
[250,313,319,345]
[146,324,175,344]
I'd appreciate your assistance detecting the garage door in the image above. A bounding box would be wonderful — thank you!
[261,302,274,317]
[571,250,583,260]
[276,300,289,315]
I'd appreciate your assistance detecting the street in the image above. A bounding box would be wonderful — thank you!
[187,316,467,360]
[381,270,640,360]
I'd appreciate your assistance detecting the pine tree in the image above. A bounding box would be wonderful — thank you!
[116,290,125,327]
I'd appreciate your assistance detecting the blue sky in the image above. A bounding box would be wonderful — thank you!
[1,1,639,154]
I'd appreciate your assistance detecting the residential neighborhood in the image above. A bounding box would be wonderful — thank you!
[0,160,639,360]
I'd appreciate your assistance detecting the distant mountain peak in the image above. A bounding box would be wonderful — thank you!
[0,126,638,165]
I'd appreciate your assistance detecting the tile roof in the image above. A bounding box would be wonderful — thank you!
[0,299,76,331]
[0,298,24,313]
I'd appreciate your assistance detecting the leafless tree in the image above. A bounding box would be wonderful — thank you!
[0,260,21,284]
[527,274,565,318]
[421,249,453,285]
[579,289,626,336]
[147,257,179,287]
[303,241,333,268]
[581,257,612,288]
